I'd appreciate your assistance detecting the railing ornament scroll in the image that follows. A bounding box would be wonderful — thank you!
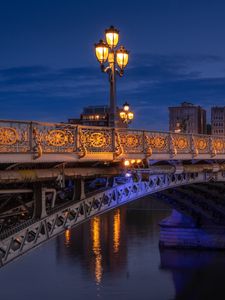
[114,130,124,157]
[32,128,43,159]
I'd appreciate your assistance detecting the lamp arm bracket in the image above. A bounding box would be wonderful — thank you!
[116,68,124,77]
[101,64,111,73]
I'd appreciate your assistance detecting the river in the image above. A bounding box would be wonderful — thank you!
[1,198,225,300]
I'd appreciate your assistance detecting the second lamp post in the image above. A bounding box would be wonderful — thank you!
[95,26,129,127]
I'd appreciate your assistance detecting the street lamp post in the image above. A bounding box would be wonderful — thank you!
[95,26,129,127]
[119,101,134,125]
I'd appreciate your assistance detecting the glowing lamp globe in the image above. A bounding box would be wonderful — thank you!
[123,102,130,112]
[128,112,134,120]
[95,40,109,64]
[116,46,129,69]
[120,111,126,119]
[105,26,119,48]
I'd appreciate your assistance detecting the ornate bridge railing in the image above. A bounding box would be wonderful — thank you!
[0,119,225,162]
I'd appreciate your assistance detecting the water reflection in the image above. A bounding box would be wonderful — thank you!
[56,206,128,283]
[7,197,222,300]
[56,199,225,299]
[64,229,71,247]
[113,209,120,253]
[6,197,224,299]
[91,217,102,284]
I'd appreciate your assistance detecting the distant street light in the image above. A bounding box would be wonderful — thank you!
[119,102,134,124]
[174,122,182,133]
[95,26,129,127]
[174,116,190,133]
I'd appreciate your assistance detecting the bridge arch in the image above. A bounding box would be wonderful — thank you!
[1,170,225,267]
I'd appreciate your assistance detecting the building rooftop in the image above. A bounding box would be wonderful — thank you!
[82,105,109,114]
[169,102,204,109]
[181,101,194,107]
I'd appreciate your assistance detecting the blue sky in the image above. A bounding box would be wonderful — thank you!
[0,0,225,130]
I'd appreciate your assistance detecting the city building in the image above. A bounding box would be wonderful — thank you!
[206,123,212,135]
[211,106,225,136]
[169,102,206,134]
[68,105,127,128]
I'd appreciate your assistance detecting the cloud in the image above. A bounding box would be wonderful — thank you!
[0,54,225,130]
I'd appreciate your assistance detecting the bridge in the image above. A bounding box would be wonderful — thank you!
[1,119,225,267]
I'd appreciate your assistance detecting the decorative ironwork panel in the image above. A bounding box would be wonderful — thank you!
[45,130,73,147]
[212,137,225,154]
[0,127,18,145]
[79,127,113,153]
[118,130,144,153]
[145,132,169,153]
[193,135,210,154]
[0,121,30,153]
[33,124,76,153]
[172,134,191,154]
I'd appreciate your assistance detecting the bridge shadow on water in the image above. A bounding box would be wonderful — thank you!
[160,248,225,300]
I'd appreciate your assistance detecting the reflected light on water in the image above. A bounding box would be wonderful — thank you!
[92,217,102,284]
[113,209,121,253]
[64,229,71,247]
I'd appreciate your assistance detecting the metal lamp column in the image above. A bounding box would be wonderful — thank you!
[95,26,129,127]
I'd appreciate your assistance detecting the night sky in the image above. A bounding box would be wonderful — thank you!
[1,0,225,130]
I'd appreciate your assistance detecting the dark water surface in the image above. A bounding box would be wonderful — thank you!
[1,199,225,300]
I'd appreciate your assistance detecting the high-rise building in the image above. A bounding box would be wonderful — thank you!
[169,102,206,134]
[211,107,225,136]
[68,105,127,127]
